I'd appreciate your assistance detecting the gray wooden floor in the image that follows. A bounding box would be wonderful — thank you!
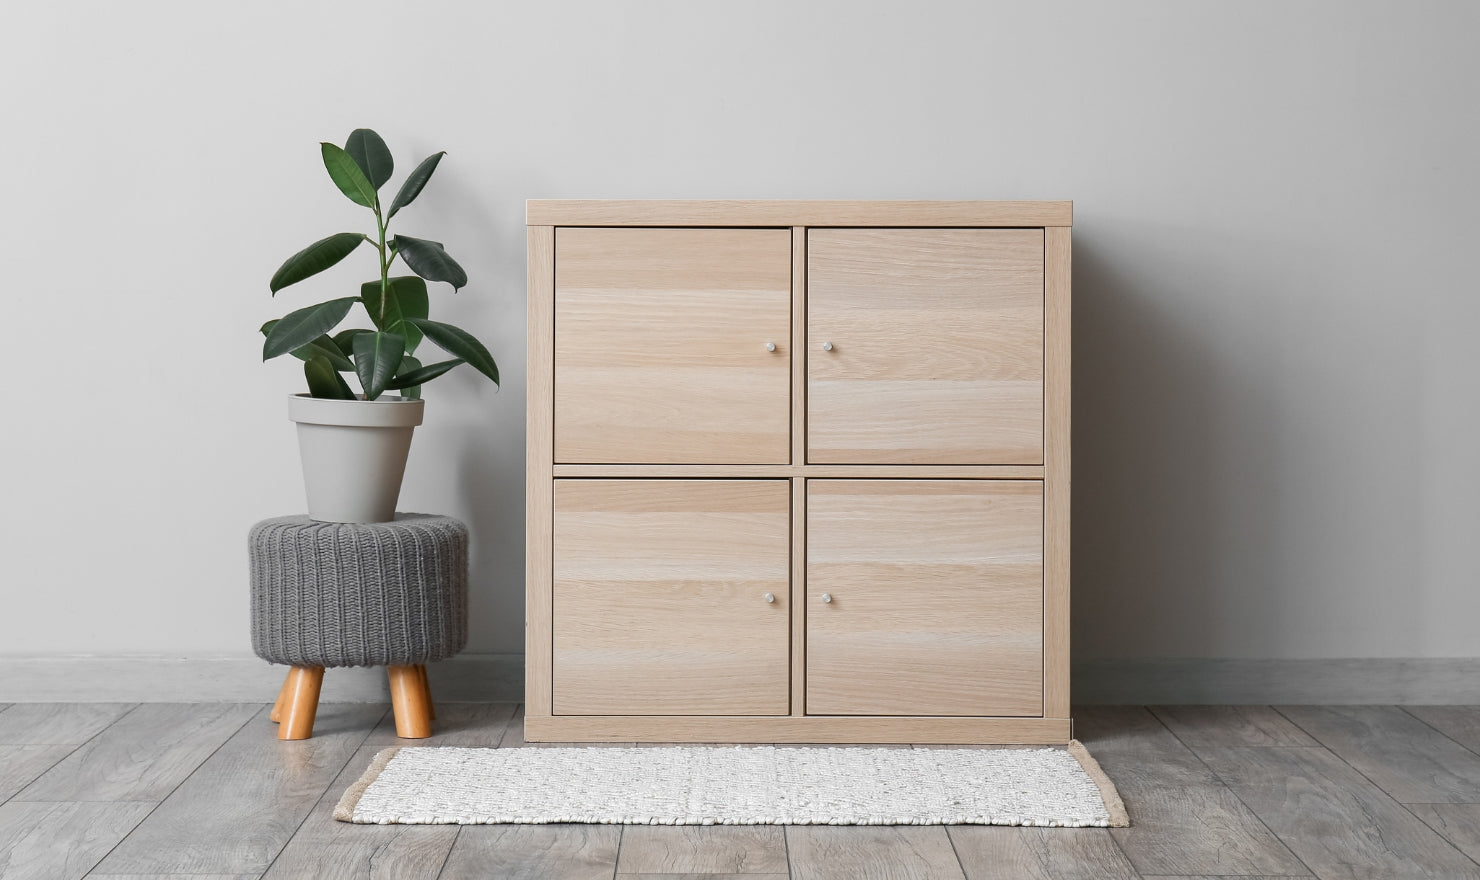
[4,703,1480,878]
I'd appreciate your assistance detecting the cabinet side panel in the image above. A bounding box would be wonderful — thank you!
[526,226,556,719]
[1044,226,1072,718]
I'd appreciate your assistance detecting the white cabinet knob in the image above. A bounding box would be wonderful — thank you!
[764,592,776,603]
[821,592,832,604]
[822,341,834,351]
[765,342,776,352]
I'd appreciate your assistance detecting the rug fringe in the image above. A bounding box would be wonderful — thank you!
[1067,739,1129,827]
[334,746,401,823]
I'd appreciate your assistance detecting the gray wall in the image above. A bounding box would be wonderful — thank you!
[2,1,1476,700]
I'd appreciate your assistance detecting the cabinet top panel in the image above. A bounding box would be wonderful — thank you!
[526,200,1072,228]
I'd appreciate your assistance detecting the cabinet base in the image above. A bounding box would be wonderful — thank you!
[525,714,1072,744]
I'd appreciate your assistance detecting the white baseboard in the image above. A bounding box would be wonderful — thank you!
[0,654,523,703]
[1073,657,1480,704]
[3,655,1478,705]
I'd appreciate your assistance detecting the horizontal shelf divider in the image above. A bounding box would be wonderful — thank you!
[551,464,1046,479]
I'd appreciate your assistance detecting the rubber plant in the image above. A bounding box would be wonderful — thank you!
[262,128,498,400]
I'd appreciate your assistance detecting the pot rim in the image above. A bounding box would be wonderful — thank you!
[288,393,425,428]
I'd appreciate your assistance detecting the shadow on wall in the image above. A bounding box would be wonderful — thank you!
[1069,229,1425,680]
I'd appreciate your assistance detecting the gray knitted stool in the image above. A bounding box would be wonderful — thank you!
[248,514,468,740]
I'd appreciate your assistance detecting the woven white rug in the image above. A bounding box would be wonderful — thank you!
[335,742,1127,827]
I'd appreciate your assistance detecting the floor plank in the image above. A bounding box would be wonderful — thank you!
[362,700,516,748]
[1408,803,1480,865]
[1199,745,1480,879]
[88,875,260,879]
[260,741,459,880]
[17,703,260,802]
[616,875,788,879]
[1150,705,1320,748]
[1074,707,1307,877]
[91,703,384,876]
[0,703,135,745]
[0,801,154,880]
[437,825,621,880]
[617,826,787,874]
[948,826,1138,880]
[1278,705,1480,804]
[786,826,966,880]
[1408,706,1480,753]
[0,745,75,802]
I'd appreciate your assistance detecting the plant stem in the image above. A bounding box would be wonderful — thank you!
[375,199,389,327]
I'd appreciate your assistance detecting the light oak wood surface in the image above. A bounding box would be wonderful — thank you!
[1043,225,1072,719]
[552,464,1044,479]
[387,664,432,738]
[807,228,1045,464]
[554,227,791,464]
[527,199,1073,227]
[277,666,323,741]
[527,225,555,723]
[806,480,1044,717]
[552,480,791,716]
[524,713,1071,744]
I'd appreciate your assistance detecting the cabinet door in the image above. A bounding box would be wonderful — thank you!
[555,228,791,464]
[807,229,1044,464]
[806,480,1043,716]
[553,480,790,716]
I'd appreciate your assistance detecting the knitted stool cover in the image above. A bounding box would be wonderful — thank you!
[248,514,469,668]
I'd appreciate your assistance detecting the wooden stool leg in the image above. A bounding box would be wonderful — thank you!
[278,666,324,741]
[269,670,293,723]
[388,665,432,738]
[417,665,435,720]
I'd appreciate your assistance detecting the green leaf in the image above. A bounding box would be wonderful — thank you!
[393,235,467,290]
[386,357,464,391]
[344,128,393,190]
[321,142,378,209]
[305,355,355,399]
[269,232,363,293]
[331,328,369,358]
[394,355,423,399]
[387,151,444,219]
[352,331,405,401]
[360,276,428,352]
[406,318,498,385]
[262,297,358,360]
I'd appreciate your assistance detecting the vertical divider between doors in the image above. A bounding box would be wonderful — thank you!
[1043,225,1072,721]
[790,227,808,717]
[527,225,556,722]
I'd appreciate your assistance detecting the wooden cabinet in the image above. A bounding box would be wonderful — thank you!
[527,201,1072,744]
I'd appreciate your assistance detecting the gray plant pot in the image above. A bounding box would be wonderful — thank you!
[288,394,425,523]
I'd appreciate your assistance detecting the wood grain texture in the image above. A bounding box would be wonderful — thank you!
[525,713,1070,744]
[15,703,258,802]
[617,826,787,874]
[617,875,787,880]
[0,801,153,880]
[552,464,1045,478]
[260,741,458,880]
[1073,707,1307,876]
[438,825,621,880]
[1407,803,1480,865]
[790,477,807,717]
[553,480,790,716]
[1150,705,1320,748]
[807,228,1044,465]
[387,665,431,738]
[93,703,383,875]
[792,226,807,467]
[528,199,1073,227]
[1277,704,1480,804]
[278,666,323,741]
[88,875,259,879]
[948,826,1138,880]
[1200,744,1480,878]
[0,703,134,745]
[806,480,1043,717]
[500,704,635,749]
[554,227,791,464]
[528,224,556,724]
[1405,705,1480,753]
[0,745,74,803]
[1043,225,1071,720]
[786,826,966,880]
